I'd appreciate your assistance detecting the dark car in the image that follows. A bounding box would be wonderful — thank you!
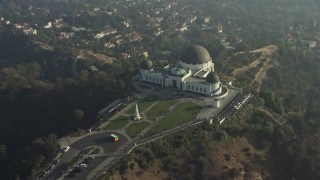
[72,167,82,173]
[83,159,90,165]
[66,173,77,177]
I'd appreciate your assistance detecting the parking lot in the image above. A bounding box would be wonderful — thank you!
[43,132,128,180]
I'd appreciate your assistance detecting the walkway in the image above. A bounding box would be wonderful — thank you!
[52,75,242,180]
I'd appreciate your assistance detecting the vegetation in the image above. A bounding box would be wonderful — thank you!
[125,95,159,115]
[260,91,285,114]
[0,0,320,179]
[0,32,138,179]
[125,122,150,138]
[146,102,201,136]
[146,99,174,121]
[104,116,129,130]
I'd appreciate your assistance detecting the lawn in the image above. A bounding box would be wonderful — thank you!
[104,115,129,130]
[126,95,159,114]
[146,99,174,120]
[146,102,201,136]
[125,122,150,137]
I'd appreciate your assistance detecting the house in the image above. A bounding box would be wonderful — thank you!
[186,15,197,24]
[154,30,163,36]
[121,53,131,59]
[59,32,75,39]
[302,40,317,48]
[141,51,149,58]
[23,28,37,35]
[203,17,210,24]
[94,27,117,39]
[45,22,52,29]
[15,24,25,29]
[179,26,188,33]
[127,32,142,42]
[216,24,223,33]
[104,42,115,49]
[122,21,129,28]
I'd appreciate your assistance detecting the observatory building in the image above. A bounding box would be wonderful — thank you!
[139,45,225,97]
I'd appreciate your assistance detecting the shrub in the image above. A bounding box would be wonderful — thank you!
[224,154,231,161]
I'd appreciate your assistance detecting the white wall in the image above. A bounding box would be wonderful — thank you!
[140,68,221,96]
[179,60,214,72]
[185,81,211,95]
[166,75,183,89]
[140,69,163,85]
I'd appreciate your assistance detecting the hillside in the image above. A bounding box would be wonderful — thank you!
[102,44,320,180]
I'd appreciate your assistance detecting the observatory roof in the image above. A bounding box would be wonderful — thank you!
[140,59,153,70]
[180,45,212,64]
[206,72,220,84]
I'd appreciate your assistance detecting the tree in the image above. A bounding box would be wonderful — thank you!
[284,93,296,112]
[0,144,6,156]
[72,109,84,120]
[260,91,284,114]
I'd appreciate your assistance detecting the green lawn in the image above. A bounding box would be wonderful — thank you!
[126,95,159,114]
[146,99,174,121]
[125,122,150,137]
[146,102,201,136]
[104,115,129,130]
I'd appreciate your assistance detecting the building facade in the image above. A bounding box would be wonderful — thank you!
[139,45,222,97]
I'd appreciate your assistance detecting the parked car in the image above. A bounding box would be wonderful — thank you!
[77,163,87,168]
[62,146,70,152]
[66,173,77,177]
[72,167,82,173]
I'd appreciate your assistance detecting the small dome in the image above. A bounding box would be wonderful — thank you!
[170,67,187,77]
[180,45,212,65]
[206,72,220,83]
[141,60,153,70]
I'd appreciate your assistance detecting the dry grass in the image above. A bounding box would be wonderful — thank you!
[109,137,268,180]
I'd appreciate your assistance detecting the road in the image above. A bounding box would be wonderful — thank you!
[43,131,128,180]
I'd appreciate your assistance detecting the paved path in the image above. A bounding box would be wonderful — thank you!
[44,76,242,180]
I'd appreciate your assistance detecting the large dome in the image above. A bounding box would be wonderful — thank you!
[180,45,212,65]
[206,72,220,84]
[141,59,153,70]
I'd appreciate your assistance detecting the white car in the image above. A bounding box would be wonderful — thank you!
[62,146,70,152]
[77,163,87,168]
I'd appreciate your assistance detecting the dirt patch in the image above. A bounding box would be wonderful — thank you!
[33,41,54,51]
[250,45,278,56]
[207,137,266,179]
[78,50,115,64]
[232,45,279,92]
[110,137,267,180]
[110,161,170,180]
[249,45,279,91]
[233,45,278,77]
[233,58,262,76]
[256,107,285,125]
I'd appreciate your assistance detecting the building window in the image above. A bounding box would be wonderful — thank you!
[192,86,194,90]
[196,87,198,91]
[149,77,152,81]
[188,85,190,89]
[156,79,158,82]
[153,78,155,82]
[200,88,202,92]
[204,89,206,93]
